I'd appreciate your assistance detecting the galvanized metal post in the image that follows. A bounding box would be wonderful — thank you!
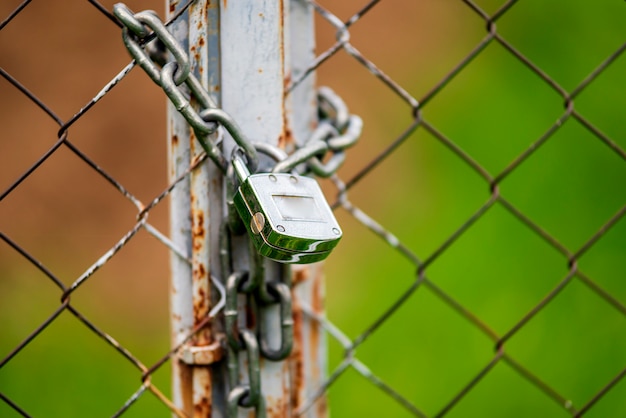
[219,2,286,415]
[221,1,326,416]
[167,1,224,416]
[168,0,326,416]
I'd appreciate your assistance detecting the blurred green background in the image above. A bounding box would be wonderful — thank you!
[1,0,625,417]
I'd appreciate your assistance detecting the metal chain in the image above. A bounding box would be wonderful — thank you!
[249,240,294,361]
[222,221,263,417]
[221,218,293,417]
[222,145,296,415]
[112,3,258,174]
[113,3,360,179]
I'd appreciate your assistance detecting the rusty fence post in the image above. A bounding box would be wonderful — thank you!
[167,0,326,416]
[167,0,225,416]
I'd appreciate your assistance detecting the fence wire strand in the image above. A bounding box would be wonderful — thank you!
[1,0,625,417]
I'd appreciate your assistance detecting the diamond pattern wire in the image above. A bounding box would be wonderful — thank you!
[1,0,625,417]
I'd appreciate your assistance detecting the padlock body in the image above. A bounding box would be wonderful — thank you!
[234,172,342,263]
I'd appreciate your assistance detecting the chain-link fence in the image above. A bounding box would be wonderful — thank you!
[2,0,625,417]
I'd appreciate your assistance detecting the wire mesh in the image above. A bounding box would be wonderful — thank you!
[1,0,625,417]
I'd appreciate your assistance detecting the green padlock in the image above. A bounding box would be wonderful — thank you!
[232,151,342,264]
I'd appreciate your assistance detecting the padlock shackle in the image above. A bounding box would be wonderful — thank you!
[231,148,252,183]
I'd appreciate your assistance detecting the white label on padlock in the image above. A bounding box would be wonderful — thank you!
[272,195,324,221]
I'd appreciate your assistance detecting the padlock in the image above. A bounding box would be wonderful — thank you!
[231,150,342,264]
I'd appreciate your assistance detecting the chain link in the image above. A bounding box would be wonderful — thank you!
[257,281,294,361]
[248,242,294,361]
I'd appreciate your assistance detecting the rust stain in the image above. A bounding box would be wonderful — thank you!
[172,134,179,145]
[311,264,324,313]
[277,126,293,150]
[193,286,207,319]
[192,210,205,239]
[192,308,211,346]
[278,0,295,154]
[279,73,294,151]
[179,362,194,415]
[283,72,291,89]
[311,265,326,417]
[310,313,319,368]
[190,208,207,329]
[169,3,176,13]
[192,208,206,253]
[193,397,211,417]
[282,364,290,416]
[192,268,212,346]
[292,266,309,286]
[199,36,205,47]
[191,153,204,166]
[196,283,206,301]
[245,300,256,329]
[268,394,286,418]
[193,263,207,281]
[193,376,212,417]
[189,127,200,155]
[289,291,304,411]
